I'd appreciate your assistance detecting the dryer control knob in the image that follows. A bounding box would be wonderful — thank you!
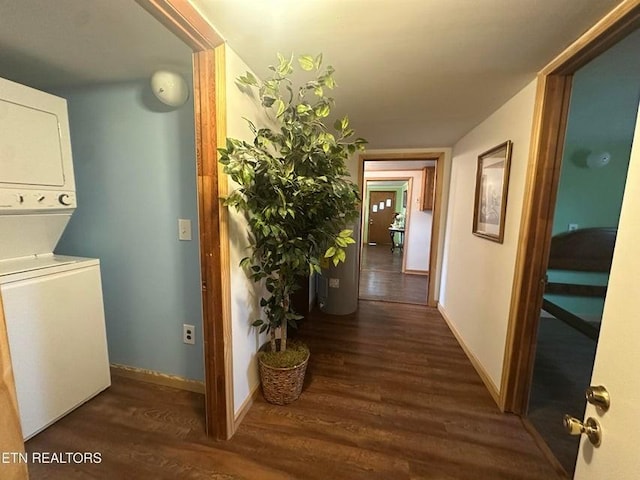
[58,194,72,206]
[16,194,24,204]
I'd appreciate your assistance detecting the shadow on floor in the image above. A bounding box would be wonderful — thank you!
[528,314,598,476]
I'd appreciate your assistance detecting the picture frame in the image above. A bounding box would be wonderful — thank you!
[402,190,407,208]
[472,140,513,243]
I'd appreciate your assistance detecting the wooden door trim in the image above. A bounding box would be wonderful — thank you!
[429,156,445,306]
[500,73,573,412]
[402,178,415,274]
[135,0,223,50]
[501,0,640,413]
[135,1,233,439]
[542,0,640,76]
[0,292,29,480]
[358,152,445,307]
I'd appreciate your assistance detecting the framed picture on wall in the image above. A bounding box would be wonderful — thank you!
[472,140,513,243]
[402,190,407,208]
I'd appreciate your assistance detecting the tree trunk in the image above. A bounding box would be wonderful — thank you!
[269,328,276,352]
[280,324,288,352]
[281,294,290,352]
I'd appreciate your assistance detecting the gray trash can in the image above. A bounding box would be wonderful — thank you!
[318,222,360,315]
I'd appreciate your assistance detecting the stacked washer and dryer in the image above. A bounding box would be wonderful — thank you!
[0,76,110,439]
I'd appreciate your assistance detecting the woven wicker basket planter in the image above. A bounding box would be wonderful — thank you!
[258,352,309,405]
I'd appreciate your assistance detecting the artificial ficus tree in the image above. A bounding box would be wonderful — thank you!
[219,53,366,354]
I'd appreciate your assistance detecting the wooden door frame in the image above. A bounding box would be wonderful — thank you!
[0,293,29,480]
[135,0,234,439]
[358,152,445,307]
[500,0,640,413]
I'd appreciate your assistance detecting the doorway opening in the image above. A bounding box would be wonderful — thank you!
[0,0,232,441]
[525,29,640,476]
[359,177,429,304]
[357,153,443,306]
[500,3,640,476]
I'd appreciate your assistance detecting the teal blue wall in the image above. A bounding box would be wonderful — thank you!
[55,79,204,381]
[552,146,631,235]
[547,31,639,317]
[552,33,639,235]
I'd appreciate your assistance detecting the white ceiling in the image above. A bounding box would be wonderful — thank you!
[192,0,622,148]
[0,0,192,91]
[0,0,626,149]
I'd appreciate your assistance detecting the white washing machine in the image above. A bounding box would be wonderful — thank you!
[0,255,110,439]
[0,76,110,439]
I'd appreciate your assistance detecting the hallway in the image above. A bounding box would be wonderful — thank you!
[359,245,428,305]
[25,301,560,479]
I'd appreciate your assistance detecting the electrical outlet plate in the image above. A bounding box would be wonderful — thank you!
[183,324,195,345]
[178,218,192,241]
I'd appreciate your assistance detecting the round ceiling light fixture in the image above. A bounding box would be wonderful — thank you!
[150,70,189,107]
[586,151,611,169]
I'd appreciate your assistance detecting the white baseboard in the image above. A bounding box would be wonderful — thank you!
[403,269,429,276]
[233,383,260,433]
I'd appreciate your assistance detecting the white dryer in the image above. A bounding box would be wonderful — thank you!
[0,76,110,439]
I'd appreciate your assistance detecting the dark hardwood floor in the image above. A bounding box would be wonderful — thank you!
[359,245,428,305]
[24,301,561,480]
[528,313,598,476]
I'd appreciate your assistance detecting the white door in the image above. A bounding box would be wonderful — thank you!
[573,105,640,479]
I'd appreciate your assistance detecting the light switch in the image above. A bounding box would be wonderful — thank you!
[178,218,192,241]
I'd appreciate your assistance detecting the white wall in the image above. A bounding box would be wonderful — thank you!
[439,80,537,390]
[224,45,276,414]
[364,170,431,272]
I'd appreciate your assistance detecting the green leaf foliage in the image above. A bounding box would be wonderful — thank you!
[298,55,315,71]
[219,53,365,350]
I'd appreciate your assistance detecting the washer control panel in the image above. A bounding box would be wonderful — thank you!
[0,188,77,211]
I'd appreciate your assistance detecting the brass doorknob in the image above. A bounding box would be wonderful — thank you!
[563,415,602,447]
[586,385,610,411]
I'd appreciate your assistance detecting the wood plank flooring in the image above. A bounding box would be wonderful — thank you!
[24,301,561,480]
[528,314,598,475]
[359,245,428,305]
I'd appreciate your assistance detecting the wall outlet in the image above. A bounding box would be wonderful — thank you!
[568,223,579,231]
[183,324,195,345]
[329,278,340,288]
